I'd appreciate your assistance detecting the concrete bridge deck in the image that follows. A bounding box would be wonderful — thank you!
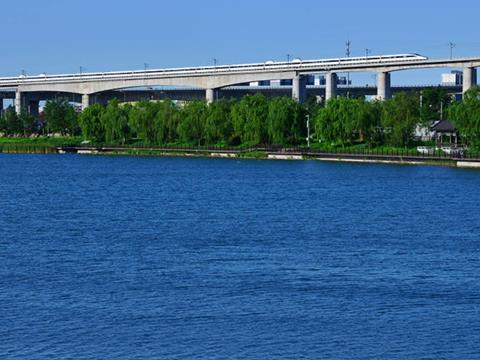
[0,53,478,114]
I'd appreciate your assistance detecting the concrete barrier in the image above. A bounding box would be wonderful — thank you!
[268,154,303,160]
[457,161,480,168]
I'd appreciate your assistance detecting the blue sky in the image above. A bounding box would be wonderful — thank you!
[2,0,479,85]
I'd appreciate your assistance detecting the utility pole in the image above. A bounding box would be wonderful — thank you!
[79,66,83,75]
[144,62,149,71]
[365,48,370,58]
[345,40,351,57]
[449,42,456,59]
[213,58,218,69]
[287,54,291,63]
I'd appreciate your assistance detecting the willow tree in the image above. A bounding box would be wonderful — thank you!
[448,86,480,146]
[381,92,420,147]
[154,99,180,145]
[231,93,268,145]
[267,97,305,145]
[177,100,207,145]
[314,97,359,146]
[101,99,130,144]
[128,101,159,144]
[204,99,234,145]
[78,103,105,142]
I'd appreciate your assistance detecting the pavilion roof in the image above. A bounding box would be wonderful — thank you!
[431,120,457,133]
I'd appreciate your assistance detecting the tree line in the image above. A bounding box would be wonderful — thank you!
[0,99,78,137]
[1,87,480,148]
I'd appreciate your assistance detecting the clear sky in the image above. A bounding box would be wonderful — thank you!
[2,0,479,85]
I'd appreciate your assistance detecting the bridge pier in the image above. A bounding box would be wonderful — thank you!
[0,98,3,113]
[325,72,337,101]
[15,90,22,114]
[463,67,477,94]
[82,94,90,110]
[292,75,306,103]
[377,71,391,100]
[206,88,216,103]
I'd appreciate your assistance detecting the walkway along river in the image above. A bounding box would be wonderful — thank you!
[52,145,480,168]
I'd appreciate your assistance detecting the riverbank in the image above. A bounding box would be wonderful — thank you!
[24,144,480,168]
[1,138,479,168]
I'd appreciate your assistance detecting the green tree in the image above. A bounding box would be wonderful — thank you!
[1,106,23,136]
[101,99,130,144]
[267,97,305,145]
[43,98,78,135]
[154,99,180,144]
[358,100,383,146]
[314,97,382,147]
[204,99,234,144]
[231,93,268,145]
[128,101,159,144]
[448,86,480,146]
[18,109,36,136]
[177,100,207,145]
[381,92,420,147]
[314,97,361,146]
[78,103,105,142]
[420,87,452,123]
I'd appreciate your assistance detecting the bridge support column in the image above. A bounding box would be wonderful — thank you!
[0,98,3,113]
[325,72,337,101]
[206,88,216,103]
[292,75,306,103]
[463,67,477,94]
[377,71,391,100]
[81,94,90,111]
[15,90,22,114]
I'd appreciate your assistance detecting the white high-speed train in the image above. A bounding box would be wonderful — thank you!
[0,54,428,85]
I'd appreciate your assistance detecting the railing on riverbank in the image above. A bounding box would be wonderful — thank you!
[55,144,480,162]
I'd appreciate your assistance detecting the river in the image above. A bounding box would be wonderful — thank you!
[1,154,479,359]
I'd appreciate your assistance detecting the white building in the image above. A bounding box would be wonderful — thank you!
[441,70,463,86]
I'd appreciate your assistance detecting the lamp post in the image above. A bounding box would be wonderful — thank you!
[306,114,311,148]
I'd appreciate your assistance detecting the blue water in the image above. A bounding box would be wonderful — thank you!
[1,154,480,359]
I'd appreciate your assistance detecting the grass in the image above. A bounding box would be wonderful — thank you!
[0,136,82,146]
[237,151,267,159]
[1,136,479,161]
[0,136,83,154]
